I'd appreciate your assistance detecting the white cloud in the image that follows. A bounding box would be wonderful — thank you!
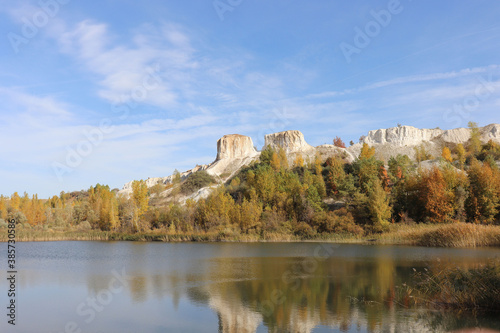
[57,20,197,109]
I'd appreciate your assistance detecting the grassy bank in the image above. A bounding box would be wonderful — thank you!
[376,222,500,247]
[407,260,500,313]
[1,222,500,247]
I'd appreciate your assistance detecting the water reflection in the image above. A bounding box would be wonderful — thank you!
[2,241,500,332]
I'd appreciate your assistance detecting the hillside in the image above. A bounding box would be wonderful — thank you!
[118,123,500,201]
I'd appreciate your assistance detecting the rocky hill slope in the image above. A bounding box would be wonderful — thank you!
[118,123,500,198]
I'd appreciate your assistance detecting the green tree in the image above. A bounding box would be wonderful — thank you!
[367,179,392,232]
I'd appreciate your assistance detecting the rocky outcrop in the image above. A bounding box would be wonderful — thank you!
[206,134,260,180]
[216,134,257,160]
[264,130,315,153]
[362,126,442,146]
[347,124,500,161]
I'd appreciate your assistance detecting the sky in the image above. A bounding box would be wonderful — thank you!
[0,0,499,198]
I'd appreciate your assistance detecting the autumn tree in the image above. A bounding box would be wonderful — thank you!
[333,136,346,148]
[442,146,452,163]
[419,167,454,223]
[378,166,390,192]
[360,143,375,159]
[278,148,289,170]
[367,179,392,232]
[468,121,482,156]
[10,192,20,211]
[270,151,281,171]
[388,154,412,182]
[414,144,432,163]
[456,143,466,169]
[466,159,500,224]
[132,180,149,216]
[293,154,304,168]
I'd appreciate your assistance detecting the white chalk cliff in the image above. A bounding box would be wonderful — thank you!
[118,124,500,199]
[348,124,500,161]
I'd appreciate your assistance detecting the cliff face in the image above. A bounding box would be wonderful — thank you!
[264,130,315,153]
[348,123,500,161]
[360,124,500,147]
[216,134,257,160]
[362,126,443,146]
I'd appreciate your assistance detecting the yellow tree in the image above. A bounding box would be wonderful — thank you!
[468,121,482,155]
[0,195,6,219]
[270,151,281,171]
[132,180,149,216]
[360,143,375,159]
[278,148,289,169]
[10,192,20,211]
[442,146,452,163]
[293,154,304,168]
[456,143,466,169]
[368,179,392,231]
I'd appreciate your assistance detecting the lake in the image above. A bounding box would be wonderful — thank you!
[1,241,500,333]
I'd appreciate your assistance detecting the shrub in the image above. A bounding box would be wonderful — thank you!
[293,222,316,239]
[180,170,215,194]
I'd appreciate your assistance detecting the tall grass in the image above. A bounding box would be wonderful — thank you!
[378,223,500,247]
[411,260,500,313]
[2,222,500,246]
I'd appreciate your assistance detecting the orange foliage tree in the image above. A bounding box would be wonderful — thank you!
[333,136,346,148]
[418,167,454,223]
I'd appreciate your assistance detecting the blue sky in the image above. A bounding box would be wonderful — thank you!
[1,0,499,198]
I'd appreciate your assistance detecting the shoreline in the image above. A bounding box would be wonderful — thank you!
[2,222,500,248]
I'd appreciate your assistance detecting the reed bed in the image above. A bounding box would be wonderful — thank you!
[377,223,500,247]
[409,260,500,313]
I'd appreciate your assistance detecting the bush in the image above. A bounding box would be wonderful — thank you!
[294,222,316,239]
[311,208,363,235]
[180,170,215,194]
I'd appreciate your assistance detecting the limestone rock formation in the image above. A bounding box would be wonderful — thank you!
[264,130,315,153]
[347,123,500,161]
[206,134,260,180]
[216,134,257,160]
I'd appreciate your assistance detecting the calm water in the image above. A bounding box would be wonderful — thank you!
[1,241,500,333]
